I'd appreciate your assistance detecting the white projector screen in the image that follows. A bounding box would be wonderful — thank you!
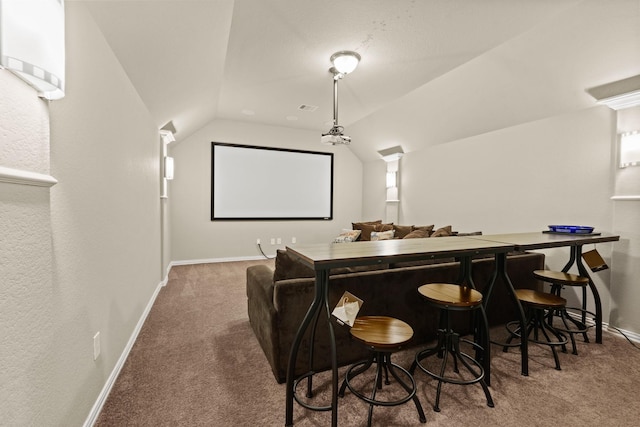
[211,142,334,220]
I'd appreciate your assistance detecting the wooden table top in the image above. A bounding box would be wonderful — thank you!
[466,232,620,250]
[286,236,515,270]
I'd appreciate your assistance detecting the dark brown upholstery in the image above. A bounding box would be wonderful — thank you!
[246,249,545,383]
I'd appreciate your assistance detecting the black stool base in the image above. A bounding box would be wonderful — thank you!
[340,351,426,426]
[505,307,569,370]
[411,329,494,412]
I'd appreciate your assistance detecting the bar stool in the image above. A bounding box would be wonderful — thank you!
[410,283,494,412]
[504,289,569,370]
[339,316,426,426]
[533,270,591,355]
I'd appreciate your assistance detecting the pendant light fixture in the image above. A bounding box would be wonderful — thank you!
[321,50,360,145]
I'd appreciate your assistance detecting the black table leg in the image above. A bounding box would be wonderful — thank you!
[484,253,528,376]
[285,269,337,426]
[458,256,491,385]
[562,245,603,344]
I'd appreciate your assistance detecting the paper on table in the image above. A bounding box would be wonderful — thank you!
[332,291,363,327]
[582,249,609,272]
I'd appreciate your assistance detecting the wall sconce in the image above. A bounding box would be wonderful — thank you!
[377,145,405,162]
[620,131,640,168]
[159,129,176,144]
[587,74,640,110]
[378,146,403,202]
[386,171,397,188]
[0,0,66,100]
[164,156,174,180]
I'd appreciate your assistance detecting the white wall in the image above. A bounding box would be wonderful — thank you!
[169,119,363,262]
[610,106,640,333]
[373,107,614,234]
[361,106,640,333]
[0,69,56,426]
[1,3,163,425]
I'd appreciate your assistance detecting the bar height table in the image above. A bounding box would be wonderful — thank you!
[284,236,515,426]
[467,232,620,376]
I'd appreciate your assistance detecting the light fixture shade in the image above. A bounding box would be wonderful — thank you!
[587,75,640,111]
[378,146,405,162]
[160,129,176,143]
[0,0,66,100]
[330,51,361,75]
[620,131,640,167]
[164,156,175,180]
[597,90,640,110]
[386,172,397,188]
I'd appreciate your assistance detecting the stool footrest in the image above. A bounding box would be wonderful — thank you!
[292,371,333,412]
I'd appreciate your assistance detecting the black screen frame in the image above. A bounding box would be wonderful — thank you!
[211,142,334,221]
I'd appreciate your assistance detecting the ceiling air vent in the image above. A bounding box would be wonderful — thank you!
[298,104,318,112]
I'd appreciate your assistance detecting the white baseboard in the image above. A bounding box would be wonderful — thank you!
[565,310,640,343]
[170,255,269,266]
[604,323,640,343]
[83,274,168,427]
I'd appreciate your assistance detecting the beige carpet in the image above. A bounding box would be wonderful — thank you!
[95,260,640,426]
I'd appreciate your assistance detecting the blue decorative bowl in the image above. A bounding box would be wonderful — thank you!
[548,225,595,234]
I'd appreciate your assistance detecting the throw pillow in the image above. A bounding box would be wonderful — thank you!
[370,229,395,241]
[353,221,393,241]
[352,220,382,241]
[413,225,435,236]
[403,229,430,239]
[333,229,361,243]
[392,224,414,239]
[430,225,453,237]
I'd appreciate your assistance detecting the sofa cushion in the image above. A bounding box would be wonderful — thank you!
[273,249,314,281]
[456,231,483,236]
[273,249,389,281]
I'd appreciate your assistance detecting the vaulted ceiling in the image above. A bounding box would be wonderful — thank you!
[79,0,640,162]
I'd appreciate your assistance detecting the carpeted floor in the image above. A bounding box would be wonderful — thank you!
[95,260,640,426]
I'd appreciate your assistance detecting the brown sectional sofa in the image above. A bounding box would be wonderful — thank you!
[246,246,545,383]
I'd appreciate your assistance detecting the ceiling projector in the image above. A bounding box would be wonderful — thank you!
[321,133,351,145]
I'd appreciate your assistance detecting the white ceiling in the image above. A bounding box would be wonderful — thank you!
[79,0,640,162]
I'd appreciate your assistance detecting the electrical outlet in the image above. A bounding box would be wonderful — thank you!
[270,238,275,245]
[256,238,261,245]
[93,332,101,360]
[277,237,282,244]
[292,237,297,244]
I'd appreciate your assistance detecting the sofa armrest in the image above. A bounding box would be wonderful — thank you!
[246,264,275,302]
[246,265,282,381]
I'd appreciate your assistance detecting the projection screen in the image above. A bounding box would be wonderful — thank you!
[211,142,334,220]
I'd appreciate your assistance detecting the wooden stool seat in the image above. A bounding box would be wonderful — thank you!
[533,270,593,355]
[417,283,483,308]
[340,316,426,426]
[533,270,589,286]
[504,288,569,370]
[350,316,414,350]
[515,289,566,309]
